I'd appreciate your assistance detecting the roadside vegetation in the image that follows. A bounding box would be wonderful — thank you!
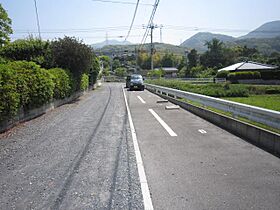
[0,4,100,123]
[146,79,280,111]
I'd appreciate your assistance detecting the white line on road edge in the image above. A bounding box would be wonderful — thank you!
[198,129,207,134]
[123,89,154,210]
[148,109,177,137]
[137,96,146,104]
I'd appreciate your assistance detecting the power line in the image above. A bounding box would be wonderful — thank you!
[124,0,140,42]
[91,0,153,6]
[139,0,160,49]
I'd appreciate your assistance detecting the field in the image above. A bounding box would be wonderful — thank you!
[222,95,280,111]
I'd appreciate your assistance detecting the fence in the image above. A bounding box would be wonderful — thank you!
[145,83,280,130]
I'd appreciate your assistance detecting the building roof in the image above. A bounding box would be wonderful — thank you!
[155,67,179,72]
[218,61,278,72]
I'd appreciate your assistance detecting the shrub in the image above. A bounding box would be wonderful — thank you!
[147,69,165,78]
[7,61,54,109]
[51,37,93,90]
[48,68,71,99]
[0,65,20,121]
[216,70,229,78]
[0,38,53,68]
[260,70,280,80]
[228,71,261,80]
[80,73,89,91]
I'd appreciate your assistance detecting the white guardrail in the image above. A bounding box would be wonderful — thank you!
[145,83,280,130]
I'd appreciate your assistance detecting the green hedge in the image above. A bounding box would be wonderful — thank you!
[147,79,249,97]
[48,68,72,99]
[80,73,89,91]
[216,70,229,78]
[228,71,261,80]
[0,65,20,121]
[260,71,280,80]
[7,61,54,110]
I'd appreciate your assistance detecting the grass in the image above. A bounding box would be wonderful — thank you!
[222,95,280,112]
[180,98,280,134]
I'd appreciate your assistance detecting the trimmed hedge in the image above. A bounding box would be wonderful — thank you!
[7,61,54,110]
[260,70,280,80]
[228,71,261,80]
[48,68,72,99]
[0,65,20,121]
[216,70,229,78]
[147,79,249,97]
[80,73,89,91]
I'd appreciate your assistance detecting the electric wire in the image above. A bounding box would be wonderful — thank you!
[124,0,140,42]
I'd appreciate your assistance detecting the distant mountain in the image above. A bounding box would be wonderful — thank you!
[91,39,131,49]
[180,32,236,52]
[95,42,188,56]
[180,21,280,53]
[240,20,280,39]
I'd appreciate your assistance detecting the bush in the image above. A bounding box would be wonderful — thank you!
[0,65,20,121]
[51,37,93,90]
[147,69,165,78]
[115,67,127,77]
[228,71,261,80]
[260,70,280,80]
[216,70,229,78]
[7,61,54,110]
[147,79,249,97]
[80,73,89,91]
[48,68,72,99]
[0,38,53,68]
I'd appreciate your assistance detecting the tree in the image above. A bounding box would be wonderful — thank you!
[187,49,198,69]
[200,38,227,69]
[51,37,93,90]
[115,67,127,77]
[0,4,13,46]
[0,37,53,68]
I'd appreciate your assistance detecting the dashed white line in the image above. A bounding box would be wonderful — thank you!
[123,89,154,210]
[198,129,207,134]
[137,96,146,104]
[148,109,177,137]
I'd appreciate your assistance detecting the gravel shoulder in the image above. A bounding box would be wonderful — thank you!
[0,83,143,210]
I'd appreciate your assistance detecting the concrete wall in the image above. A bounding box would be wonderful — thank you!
[0,91,84,133]
[151,91,280,158]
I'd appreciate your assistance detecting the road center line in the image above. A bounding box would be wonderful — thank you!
[148,109,177,137]
[137,96,146,104]
[123,89,154,210]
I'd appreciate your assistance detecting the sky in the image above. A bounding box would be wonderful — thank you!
[2,0,280,45]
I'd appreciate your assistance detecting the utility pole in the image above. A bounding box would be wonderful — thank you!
[149,23,159,71]
[34,0,41,39]
[150,23,154,71]
[160,24,163,43]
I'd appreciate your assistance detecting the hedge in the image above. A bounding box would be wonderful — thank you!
[80,73,89,91]
[48,68,72,99]
[260,70,280,80]
[7,61,54,110]
[228,71,261,80]
[216,70,229,78]
[0,65,20,121]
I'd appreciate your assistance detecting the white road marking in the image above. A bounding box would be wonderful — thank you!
[137,96,146,104]
[198,129,207,134]
[148,109,177,137]
[123,89,154,210]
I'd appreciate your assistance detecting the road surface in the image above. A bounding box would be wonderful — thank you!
[0,83,279,210]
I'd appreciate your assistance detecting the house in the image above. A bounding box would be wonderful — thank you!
[218,61,278,72]
[155,67,179,78]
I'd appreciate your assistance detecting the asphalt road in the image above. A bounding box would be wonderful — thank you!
[126,86,280,210]
[0,82,280,210]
